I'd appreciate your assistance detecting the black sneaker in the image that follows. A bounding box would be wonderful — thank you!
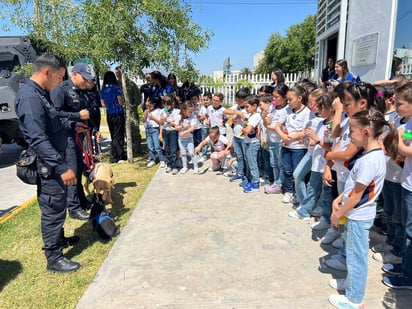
[47,257,81,273]
[382,263,403,276]
[69,209,89,221]
[382,275,412,290]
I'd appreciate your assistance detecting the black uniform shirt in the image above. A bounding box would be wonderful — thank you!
[51,79,88,136]
[15,79,72,176]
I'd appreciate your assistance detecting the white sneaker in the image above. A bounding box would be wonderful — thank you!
[282,192,293,203]
[371,242,393,253]
[332,234,345,249]
[193,168,199,174]
[166,167,172,173]
[288,210,311,221]
[159,161,166,168]
[321,228,340,245]
[311,205,322,217]
[372,251,403,264]
[147,161,156,168]
[325,254,347,272]
[329,278,346,292]
[208,165,220,172]
[328,295,364,309]
[172,168,178,175]
[311,217,330,230]
[180,167,188,174]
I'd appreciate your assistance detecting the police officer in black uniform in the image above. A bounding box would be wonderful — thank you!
[51,63,94,221]
[15,54,85,273]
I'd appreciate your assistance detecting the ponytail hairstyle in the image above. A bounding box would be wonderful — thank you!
[180,101,194,119]
[273,83,289,98]
[333,80,352,101]
[375,83,395,113]
[289,85,308,105]
[351,109,398,160]
[345,82,384,113]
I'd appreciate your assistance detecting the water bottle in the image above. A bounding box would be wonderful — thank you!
[324,121,334,144]
[402,130,412,146]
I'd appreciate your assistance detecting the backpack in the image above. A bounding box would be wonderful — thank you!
[90,196,120,240]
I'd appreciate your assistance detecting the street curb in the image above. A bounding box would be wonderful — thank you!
[0,195,37,224]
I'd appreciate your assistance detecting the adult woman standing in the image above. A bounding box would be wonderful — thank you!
[100,71,126,163]
[270,68,286,89]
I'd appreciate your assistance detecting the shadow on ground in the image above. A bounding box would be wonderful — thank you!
[0,259,23,292]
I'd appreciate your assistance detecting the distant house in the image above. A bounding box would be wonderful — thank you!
[315,0,412,82]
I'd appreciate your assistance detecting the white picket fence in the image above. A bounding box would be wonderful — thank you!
[400,64,412,78]
[199,71,315,105]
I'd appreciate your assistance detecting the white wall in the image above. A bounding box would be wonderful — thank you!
[344,0,398,81]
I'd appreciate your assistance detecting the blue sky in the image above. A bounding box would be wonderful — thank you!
[188,0,317,75]
[0,0,318,76]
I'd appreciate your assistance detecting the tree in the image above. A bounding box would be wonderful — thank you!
[240,67,252,75]
[1,0,212,163]
[174,58,200,84]
[256,14,316,74]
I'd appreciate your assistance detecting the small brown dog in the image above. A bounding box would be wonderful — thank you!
[86,162,115,204]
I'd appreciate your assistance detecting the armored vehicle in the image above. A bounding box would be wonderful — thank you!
[0,36,37,150]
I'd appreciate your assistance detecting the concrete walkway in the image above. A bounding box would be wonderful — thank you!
[76,163,411,308]
[0,143,36,220]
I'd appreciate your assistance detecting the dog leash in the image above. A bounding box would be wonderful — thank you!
[75,129,95,172]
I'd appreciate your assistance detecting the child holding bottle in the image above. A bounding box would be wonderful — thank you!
[276,85,311,203]
[328,109,398,309]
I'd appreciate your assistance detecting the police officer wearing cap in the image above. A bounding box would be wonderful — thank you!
[15,54,86,273]
[51,63,94,221]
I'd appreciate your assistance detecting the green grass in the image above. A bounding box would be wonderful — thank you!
[0,152,156,308]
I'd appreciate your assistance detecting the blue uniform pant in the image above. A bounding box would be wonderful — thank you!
[37,173,67,264]
[164,130,178,168]
[66,136,89,212]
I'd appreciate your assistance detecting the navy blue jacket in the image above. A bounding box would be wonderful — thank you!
[15,79,72,176]
[51,80,87,136]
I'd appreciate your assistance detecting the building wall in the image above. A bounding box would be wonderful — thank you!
[344,0,397,81]
[316,0,398,83]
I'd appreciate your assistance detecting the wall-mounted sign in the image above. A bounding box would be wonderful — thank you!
[352,32,379,67]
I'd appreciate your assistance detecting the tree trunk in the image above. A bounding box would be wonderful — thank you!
[121,70,134,163]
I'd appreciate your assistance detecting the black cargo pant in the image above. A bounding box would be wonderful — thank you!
[37,172,67,265]
[107,113,126,163]
[66,135,89,212]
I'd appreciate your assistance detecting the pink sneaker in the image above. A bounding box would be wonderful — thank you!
[264,183,282,194]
